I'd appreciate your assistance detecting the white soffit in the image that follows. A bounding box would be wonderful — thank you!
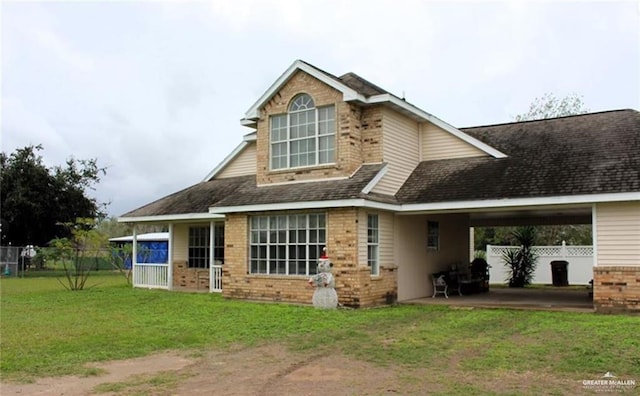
[208,192,640,215]
[118,213,224,223]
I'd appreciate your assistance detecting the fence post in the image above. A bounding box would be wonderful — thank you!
[561,240,567,260]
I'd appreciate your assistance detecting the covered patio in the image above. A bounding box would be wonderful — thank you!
[405,287,594,312]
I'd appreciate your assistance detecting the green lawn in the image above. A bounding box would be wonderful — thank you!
[1,274,639,387]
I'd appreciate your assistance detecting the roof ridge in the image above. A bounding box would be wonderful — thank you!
[460,109,637,130]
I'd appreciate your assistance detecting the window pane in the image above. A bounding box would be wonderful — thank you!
[249,213,326,276]
[289,94,315,111]
[188,227,210,268]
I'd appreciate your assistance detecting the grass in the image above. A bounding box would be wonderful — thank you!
[1,274,639,388]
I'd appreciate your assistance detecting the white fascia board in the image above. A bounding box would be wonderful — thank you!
[242,60,365,123]
[118,213,225,223]
[365,94,508,159]
[361,163,388,194]
[400,192,640,214]
[207,192,639,216]
[202,140,251,182]
[209,199,399,214]
[244,132,257,142]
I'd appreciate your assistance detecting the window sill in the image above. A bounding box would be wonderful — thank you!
[269,163,337,174]
[247,274,311,279]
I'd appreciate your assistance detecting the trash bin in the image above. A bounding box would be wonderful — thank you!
[550,260,569,286]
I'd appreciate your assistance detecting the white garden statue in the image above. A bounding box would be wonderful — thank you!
[308,248,338,309]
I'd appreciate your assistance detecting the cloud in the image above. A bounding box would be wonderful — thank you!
[2,1,638,218]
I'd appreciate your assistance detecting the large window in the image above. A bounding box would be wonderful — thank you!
[188,223,225,268]
[249,214,326,275]
[270,94,335,170]
[367,214,379,275]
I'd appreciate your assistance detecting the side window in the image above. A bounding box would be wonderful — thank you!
[368,214,379,275]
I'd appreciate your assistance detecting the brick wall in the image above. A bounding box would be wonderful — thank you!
[593,266,640,313]
[361,106,384,163]
[172,260,209,290]
[255,70,369,185]
[221,208,398,307]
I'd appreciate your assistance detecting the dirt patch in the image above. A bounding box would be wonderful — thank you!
[0,351,194,396]
[1,344,586,395]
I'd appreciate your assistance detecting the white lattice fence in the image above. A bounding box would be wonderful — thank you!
[487,243,593,285]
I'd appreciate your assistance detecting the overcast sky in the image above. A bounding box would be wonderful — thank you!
[2,1,639,218]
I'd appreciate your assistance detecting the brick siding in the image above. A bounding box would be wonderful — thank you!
[593,266,640,313]
[255,70,379,186]
[221,208,397,307]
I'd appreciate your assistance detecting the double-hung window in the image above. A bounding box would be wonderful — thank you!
[367,214,379,275]
[270,94,335,170]
[249,213,326,276]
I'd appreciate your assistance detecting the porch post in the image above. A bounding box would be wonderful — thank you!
[167,223,174,290]
[132,225,138,286]
[209,221,215,292]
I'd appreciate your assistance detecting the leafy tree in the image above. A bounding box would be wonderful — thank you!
[41,218,108,290]
[514,92,589,121]
[0,145,106,246]
[96,216,133,239]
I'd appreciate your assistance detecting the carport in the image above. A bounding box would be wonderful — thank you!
[395,202,596,311]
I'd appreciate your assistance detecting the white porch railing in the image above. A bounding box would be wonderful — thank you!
[487,242,594,285]
[133,263,169,289]
[210,264,223,293]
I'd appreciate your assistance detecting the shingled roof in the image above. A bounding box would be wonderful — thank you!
[122,164,388,218]
[396,109,640,204]
[297,60,389,98]
[123,109,638,219]
[121,176,253,218]
[338,72,389,97]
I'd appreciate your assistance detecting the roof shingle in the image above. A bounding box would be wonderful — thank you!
[396,109,640,204]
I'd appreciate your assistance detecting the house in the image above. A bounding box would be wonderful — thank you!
[120,60,640,313]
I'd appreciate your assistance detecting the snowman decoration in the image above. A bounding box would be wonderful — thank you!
[308,248,338,309]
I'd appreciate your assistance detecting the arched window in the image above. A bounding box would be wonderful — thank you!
[270,94,335,170]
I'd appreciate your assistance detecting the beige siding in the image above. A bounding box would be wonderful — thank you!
[396,214,470,301]
[358,210,395,271]
[217,142,257,178]
[421,122,486,161]
[595,201,640,266]
[371,108,420,195]
[172,224,188,262]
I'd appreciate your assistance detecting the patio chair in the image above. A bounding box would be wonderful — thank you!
[431,273,448,298]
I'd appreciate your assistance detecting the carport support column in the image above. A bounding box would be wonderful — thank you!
[167,223,174,290]
[591,201,640,313]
